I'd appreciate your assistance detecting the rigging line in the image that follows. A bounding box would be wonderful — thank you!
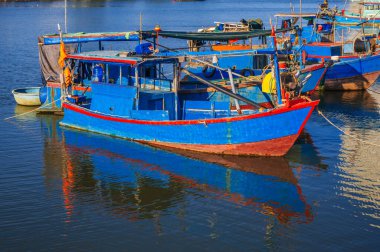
[143,38,255,79]
[4,97,63,121]
[317,109,380,147]
[368,87,380,95]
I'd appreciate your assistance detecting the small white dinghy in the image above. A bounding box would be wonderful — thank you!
[12,87,43,106]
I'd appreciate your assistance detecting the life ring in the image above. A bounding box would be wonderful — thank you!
[301,50,307,65]
[202,65,216,78]
[240,68,254,77]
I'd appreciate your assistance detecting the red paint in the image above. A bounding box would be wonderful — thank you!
[44,32,132,39]
[307,42,341,47]
[278,61,287,69]
[137,134,300,156]
[47,82,61,88]
[307,54,359,60]
[231,102,274,110]
[63,99,319,126]
[301,63,325,73]
[296,102,316,135]
[47,81,92,92]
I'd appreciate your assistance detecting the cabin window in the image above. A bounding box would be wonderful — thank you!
[148,98,164,110]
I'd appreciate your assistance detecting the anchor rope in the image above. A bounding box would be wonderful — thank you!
[317,109,380,147]
[368,87,380,95]
[4,97,63,121]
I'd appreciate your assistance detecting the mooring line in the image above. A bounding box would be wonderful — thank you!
[368,87,380,95]
[4,97,62,121]
[317,109,380,147]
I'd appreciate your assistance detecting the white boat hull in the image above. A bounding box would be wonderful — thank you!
[12,87,41,106]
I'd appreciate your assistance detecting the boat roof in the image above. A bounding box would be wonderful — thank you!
[66,50,177,65]
[157,47,277,57]
[274,13,317,18]
[66,47,278,65]
[38,31,151,45]
[142,28,292,41]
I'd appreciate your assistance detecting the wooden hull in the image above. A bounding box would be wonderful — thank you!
[324,71,379,91]
[60,99,319,156]
[138,134,299,156]
[324,54,380,90]
[12,87,41,106]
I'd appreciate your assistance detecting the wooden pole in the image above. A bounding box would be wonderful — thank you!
[182,68,264,109]
[58,23,65,108]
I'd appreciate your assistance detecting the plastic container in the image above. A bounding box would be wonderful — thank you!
[135,43,154,55]
[92,65,103,82]
[278,61,287,69]
[331,56,340,61]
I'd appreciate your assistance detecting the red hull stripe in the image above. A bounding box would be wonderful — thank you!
[63,100,319,126]
[307,54,359,59]
[137,134,300,156]
[301,63,325,73]
[47,82,91,92]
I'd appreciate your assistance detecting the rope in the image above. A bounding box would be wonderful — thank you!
[317,109,380,147]
[4,97,63,121]
[368,87,380,95]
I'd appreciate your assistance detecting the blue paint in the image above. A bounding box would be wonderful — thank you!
[325,54,380,80]
[41,32,143,45]
[90,84,136,116]
[61,104,312,145]
[62,128,309,215]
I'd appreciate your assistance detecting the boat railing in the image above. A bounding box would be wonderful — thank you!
[131,76,173,91]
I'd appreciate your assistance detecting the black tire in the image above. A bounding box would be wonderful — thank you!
[202,65,216,78]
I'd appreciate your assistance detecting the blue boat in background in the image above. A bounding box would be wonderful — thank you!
[274,11,380,90]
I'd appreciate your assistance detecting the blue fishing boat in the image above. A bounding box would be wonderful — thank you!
[334,0,380,26]
[59,42,319,156]
[148,29,327,100]
[274,11,380,90]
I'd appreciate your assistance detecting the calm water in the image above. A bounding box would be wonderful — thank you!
[1,0,380,251]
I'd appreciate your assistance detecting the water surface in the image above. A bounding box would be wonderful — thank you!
[0,1,379,251]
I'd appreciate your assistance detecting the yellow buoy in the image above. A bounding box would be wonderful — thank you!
[262,72,276,94]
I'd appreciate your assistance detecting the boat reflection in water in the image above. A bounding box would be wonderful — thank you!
[42,117,315,226]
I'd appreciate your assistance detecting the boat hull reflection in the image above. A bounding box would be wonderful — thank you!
[44,119,314,224]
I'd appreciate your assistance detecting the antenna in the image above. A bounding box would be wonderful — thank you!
[139,12,142,43]
[299,0,302,29]
[64,0,67,33]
